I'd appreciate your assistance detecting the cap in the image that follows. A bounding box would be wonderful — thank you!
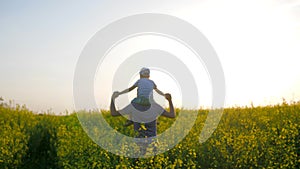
[139,67,150,76]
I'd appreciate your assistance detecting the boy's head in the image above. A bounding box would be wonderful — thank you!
[139,67,150,78]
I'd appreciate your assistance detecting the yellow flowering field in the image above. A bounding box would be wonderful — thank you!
[0,100,299,168]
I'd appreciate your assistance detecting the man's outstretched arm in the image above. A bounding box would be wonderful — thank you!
[161,93,175,118]
[110,92,122,116]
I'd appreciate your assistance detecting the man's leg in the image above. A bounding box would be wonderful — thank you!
[124,114,134,127]
[139,143,148,156]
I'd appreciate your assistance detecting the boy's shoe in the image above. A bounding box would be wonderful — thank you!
[124,120,134,127]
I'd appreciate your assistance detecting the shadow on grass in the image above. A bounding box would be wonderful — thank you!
[21,119,58,169]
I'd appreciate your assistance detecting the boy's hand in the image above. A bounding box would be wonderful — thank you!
[112,91,119,99]
[165,93,172,101]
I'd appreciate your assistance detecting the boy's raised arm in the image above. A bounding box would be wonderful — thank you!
[154,88,165,96]
[117,85,137,96]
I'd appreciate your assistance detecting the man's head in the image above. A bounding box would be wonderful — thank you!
[139,67,150,78]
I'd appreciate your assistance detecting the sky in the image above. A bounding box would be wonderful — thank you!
[1,0,300,113]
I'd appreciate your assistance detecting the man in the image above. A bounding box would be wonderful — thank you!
[110,91,175,155]
[113,67,166,126]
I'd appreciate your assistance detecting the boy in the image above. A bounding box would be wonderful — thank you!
[113,67,166,126]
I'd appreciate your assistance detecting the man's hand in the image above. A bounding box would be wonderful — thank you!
[112,91,119,99]
[165,93,172,101]
[161,93,175,118]
[110,91,121,116]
